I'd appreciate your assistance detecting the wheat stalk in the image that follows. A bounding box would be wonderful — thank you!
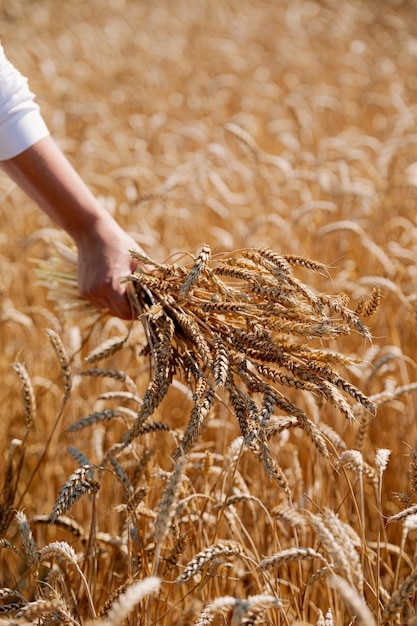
[38,240,376,498]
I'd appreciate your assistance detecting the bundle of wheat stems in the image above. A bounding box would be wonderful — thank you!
[37,236,379,490]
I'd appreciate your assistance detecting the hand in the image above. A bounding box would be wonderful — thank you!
[75,217,140,319]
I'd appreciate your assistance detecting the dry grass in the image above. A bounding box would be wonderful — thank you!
[2,0,417,624]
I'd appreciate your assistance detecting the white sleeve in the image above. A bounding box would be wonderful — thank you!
[0,43,49,160]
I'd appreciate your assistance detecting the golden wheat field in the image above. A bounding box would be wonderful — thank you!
[3,0,417,624]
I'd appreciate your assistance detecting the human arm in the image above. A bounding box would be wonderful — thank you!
[0,43,139,319]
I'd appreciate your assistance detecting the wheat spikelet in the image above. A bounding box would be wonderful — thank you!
[236,594,282,625]
[259,546,323,570]
[295,414,330,458]
[265,415,299,439]
[307,565,333,586]
[355,286,382,317]
[338,450,377,486]
[67,409,127,432]
[0,600,26,616]
[15,511,39,572]
[178,243,211,301]
[84,336,127,364]
[403,513,417,535]
[97,580,131,618]
[97,390,143,406]
[115,486,147,517]
[173,387,215,460]
[381,568,417,623]
[81,368,137,392]
[370,381,417,407]
[128,448,153,489]
[49,465,100,523]
[355,409,371,451]
[39,540,97,619]
[0,439,23,536]
[323,509,364,595]
[136,420,171,436]
[227,382,253,439]
[148,307,174,358]
[122,371,171,447]
[375,448,391,476]
[39,540,78,566]
[386,504,417,524]
[319,423,348,452]
[409,447,417,495]
[331,375,375,413]
[170,309,213,368]
[15,598,65,621]
[154,456,187,545]
[212,333,229,386]
[12,363,36,429]
[163,532,188,575]
[45,328,72,398]
[0,538,23,558]
[271,505,307,529]
[67,445,94,468]
[283,253,328,274]
[317,293,372,340]
[324,608,335,626]
[247,438,291,499]
[338,449,363,472]
[358,274,408,304]
[241,249,291,281]
[195,596,238,626]
[308,513,355,586]
[202,449,213,479]
[225,121,260,158]
[110,457,133,497]
[176,541,243,584]
[330,575,376,625]
[92,577,160,626]
[92,427,107,465]
[0,588,24,602]
[32,514,84,539]
[223,437,244,471]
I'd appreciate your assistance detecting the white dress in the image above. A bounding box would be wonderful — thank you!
[0,43,49,160]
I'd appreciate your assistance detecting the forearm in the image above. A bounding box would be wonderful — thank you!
[1,134,140,318]
[0,135,111,244]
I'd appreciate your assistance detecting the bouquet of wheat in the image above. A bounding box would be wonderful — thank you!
[36,236,379,494]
